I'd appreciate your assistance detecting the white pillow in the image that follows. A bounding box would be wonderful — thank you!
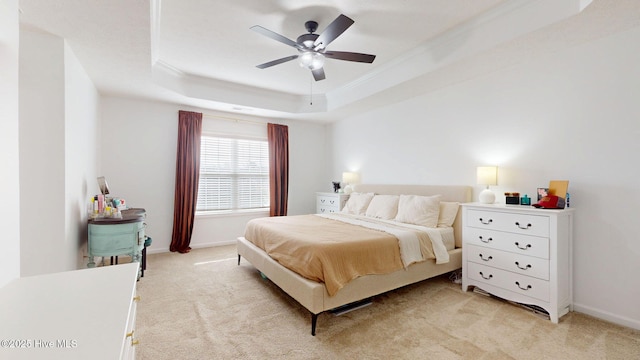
[365,195,399,220]
[341,192,375,215]
[438,202,460,228]
[394,194,442,228]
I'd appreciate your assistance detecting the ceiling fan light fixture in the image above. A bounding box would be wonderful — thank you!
[298,51,325,70]
[252,14,375,81]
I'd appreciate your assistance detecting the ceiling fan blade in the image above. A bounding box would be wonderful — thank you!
[324,51,376,63]
[313,14,354,50]
[256,55,299,69]
[312,68,326,81]
[251,25,301,49]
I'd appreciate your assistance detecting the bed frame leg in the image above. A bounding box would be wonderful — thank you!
[237,254,241,266]
[311,313,318,336]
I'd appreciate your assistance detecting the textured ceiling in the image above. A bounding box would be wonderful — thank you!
[156,0,505,95]
[17,0,640,121]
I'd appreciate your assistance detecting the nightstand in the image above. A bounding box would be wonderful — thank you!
[461,203,574,323]
[316,192,349,214]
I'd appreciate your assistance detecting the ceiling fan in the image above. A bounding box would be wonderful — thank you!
[251,14,376,81]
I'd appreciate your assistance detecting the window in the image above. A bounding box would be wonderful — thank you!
[196,134,270,213]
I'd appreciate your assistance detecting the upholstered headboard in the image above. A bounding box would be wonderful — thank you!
[351,184,472,248]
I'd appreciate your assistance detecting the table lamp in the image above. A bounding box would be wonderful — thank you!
[342,172,359,194]
[477,166,497,204]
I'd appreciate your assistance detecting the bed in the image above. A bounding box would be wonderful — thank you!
[237,184,472,335]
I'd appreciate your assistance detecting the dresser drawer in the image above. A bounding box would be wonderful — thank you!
[317,195,342,209]
[317,206,340,214]
[316,193,349,214]
[467,262,549,302]
[465,227,549,259]
[466,244,550,280]
[467,209,550,237]
[122,289,139,359]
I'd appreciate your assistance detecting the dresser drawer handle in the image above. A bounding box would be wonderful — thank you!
[320,208,326,213]
[479,236,493,243]
[320,199,326,203]
[479,271,493,280]
[515,261,532,270]
[515,222,532,230]
[515,281,532,291]
[514,242,532,250]
[329,200,335,204]
[479,254,493,261]
[479,218,493,225]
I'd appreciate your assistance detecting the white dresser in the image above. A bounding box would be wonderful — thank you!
[316,192,349,214]
[0,263,140,359]
[461,203,574,323]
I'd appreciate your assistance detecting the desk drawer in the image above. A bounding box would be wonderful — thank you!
[88,222,145,256]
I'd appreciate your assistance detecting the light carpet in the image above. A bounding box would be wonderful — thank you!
[135,245,639,359]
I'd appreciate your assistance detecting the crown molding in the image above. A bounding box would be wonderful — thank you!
[150,0,593,115]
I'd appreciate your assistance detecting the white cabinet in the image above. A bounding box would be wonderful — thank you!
[462,203,574,323]
[0,263,140,359]
[316,192,349,214]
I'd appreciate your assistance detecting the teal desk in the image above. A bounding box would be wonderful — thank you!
[88,208,146,277]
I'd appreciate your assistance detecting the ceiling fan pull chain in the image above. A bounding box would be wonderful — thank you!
[310,76,313,105]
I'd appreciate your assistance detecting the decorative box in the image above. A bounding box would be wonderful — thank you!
[505,192,520,205]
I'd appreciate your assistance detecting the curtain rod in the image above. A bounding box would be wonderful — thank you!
[202,113,266,126]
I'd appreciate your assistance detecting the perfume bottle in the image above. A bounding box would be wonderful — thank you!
[520,194,531,205]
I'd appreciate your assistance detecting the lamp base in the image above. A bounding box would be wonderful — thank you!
[343,185,353,194]
[479,188,496,204]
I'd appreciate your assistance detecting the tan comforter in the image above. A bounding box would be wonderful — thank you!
[244,214,437,296]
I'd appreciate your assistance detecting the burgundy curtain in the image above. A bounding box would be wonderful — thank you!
[268,123,289,216]
[170,111,203,253]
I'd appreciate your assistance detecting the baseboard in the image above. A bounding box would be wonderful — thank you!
[190,240,236,249]
[573,303,640,330]
[146,240,236,255]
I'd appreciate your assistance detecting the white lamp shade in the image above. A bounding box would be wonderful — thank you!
[342,172,359,184]
[477,166,498,186]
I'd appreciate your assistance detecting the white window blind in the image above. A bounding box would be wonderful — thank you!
[197,135,270,212]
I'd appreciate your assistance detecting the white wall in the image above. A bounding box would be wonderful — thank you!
[100,97,327,253]
[19,29,100,276]
[19,29,67,276]
[0,0,21,288]
[329,27,640,329]
[64,41,101,269]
